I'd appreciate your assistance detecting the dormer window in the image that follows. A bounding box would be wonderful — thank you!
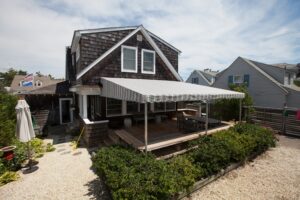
[121,46,137,73]
[142,49,155,74]
[35,80,42,87]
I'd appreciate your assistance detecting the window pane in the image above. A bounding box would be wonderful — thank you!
[123,48,136,71]
[154,102,165,111]
[143,51,154,72]
[107,98,122,116]
[127,101,138,114]
[166,102,176,110]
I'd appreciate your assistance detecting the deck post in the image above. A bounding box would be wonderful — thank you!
[198,103,202,117]
[144,103,148,153]
[205,101,208,135]
[239,98,242,122]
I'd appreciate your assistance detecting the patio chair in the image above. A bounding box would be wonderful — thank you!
[183,119,202,133]
[176,112,185,130]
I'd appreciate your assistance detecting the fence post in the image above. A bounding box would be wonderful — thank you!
[282,106,287,135]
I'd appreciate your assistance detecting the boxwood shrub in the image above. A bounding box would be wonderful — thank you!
[93,123,276,199]
[92,146,199,200]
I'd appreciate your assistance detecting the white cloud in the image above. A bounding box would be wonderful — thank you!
[0,0,299,80]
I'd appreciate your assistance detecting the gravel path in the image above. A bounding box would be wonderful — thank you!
[0,134,109,200]
[185,135,300,200]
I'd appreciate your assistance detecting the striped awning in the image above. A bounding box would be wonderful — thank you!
[101,77,245,103]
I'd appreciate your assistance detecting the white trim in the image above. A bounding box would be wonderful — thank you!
[121,45,138,73]
[139,27,182,81]
[76,44,80,61]
[76,26,182,81]
[71,26,181,54]
[83,118,109,125]
[242,58,288,93]
[59,98,74,124]
[141,49,156,74]
[195,70,212,85]
[233,75,243,84]
[82,95,88,118]
[147,31,181,53]
[77,27,142,79]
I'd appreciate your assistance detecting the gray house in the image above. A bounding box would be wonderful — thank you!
[213,57,300,109]
[186,69,218,86]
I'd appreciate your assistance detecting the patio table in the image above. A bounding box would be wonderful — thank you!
[186,116,221,125]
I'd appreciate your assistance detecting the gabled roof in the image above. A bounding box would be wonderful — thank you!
[194,70,212,85]
[71,25,181,53]
[241,58,289,93]
[76,25,182,81]
[10,75,64,93]
[26,81,71,95]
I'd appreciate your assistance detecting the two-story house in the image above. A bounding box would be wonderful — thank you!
[213,57,300,109]
[65,25,244,149]
[186,68,218,86]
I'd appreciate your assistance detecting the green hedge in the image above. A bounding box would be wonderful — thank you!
[92,123,276,199]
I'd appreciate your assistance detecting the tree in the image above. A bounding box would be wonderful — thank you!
[211,84,253,121]
[0,92,18,147]
[0,68,27,91]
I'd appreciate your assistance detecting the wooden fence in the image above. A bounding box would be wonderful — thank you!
[247,106,300,137]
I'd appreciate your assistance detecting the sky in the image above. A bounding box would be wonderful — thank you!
[0,0,299,80]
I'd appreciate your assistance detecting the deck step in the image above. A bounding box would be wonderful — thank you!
[114,129,144,150]
[108,130,120,144]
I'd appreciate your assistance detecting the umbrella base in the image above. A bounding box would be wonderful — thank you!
[22,165,39,174]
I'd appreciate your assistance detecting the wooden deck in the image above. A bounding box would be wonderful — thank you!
[114,119,234,152]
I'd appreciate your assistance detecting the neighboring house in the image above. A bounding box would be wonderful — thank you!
[10,75,72,128]
[186,69,218,86]
[213,57,300,109]
[10,75,64,94]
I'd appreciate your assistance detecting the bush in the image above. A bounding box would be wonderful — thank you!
[93,146,198,199]
[93,124,276,199]
[0,92,18,147]
[189,136,231,177]
[0,171,19,186]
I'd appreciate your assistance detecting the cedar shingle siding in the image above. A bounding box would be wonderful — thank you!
[78,30,132,73]
[77,30,178,84]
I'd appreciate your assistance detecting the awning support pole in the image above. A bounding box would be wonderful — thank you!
[198,103,202,117]
[205,101,208,135]
[239,99,242,123]
[144,103,148,153]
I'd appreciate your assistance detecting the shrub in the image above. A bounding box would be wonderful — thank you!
[93,146,198,200]
[231,123,276,154]
[0,161,6,176]
[0,171,19,186]
[0,92,18,147]
[46,143,55,152]
[189,136,231,177]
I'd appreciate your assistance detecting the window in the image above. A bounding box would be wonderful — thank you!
[233,75,243,84]
[95,96,102,117]
[121,46,137,73]
[35,80,42,87]
[76,45,80,61]
[166,102,176,111]
[106,98,122,116]
[126,101,139,114]
[154,102,165,112]
[192,77,199,84]
[142,49,155,74]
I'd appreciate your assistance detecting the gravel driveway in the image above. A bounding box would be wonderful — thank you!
[185,135,300,200]
[0,134,109,200]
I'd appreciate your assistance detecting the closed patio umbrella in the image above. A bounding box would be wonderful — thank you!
[15,99,35,170]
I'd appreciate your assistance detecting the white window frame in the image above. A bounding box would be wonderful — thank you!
[121,45,138,73]
[141,49,156,74]
[76,45,80,61]
[233,75,243,84]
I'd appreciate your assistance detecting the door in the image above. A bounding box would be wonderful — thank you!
[59,98,73,124]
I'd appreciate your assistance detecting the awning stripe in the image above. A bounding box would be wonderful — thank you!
[101,77,245,103]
